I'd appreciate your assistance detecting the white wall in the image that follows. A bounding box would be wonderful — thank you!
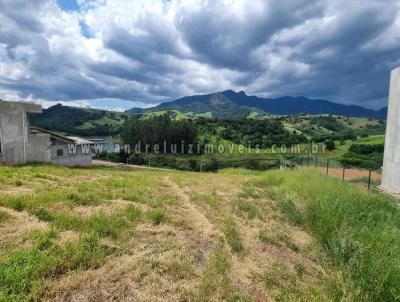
[381,66,400,193]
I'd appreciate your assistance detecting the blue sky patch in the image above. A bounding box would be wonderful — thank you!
[58,0,80,11]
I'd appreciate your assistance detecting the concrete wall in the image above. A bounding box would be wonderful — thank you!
[50,143,92,167]
[26,133,51,163]
[381,66,400,194]
[0,100,42,165]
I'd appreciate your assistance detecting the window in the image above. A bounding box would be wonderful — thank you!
[57,149,64,157]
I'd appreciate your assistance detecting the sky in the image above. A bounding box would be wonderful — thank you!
[0,0,399,111]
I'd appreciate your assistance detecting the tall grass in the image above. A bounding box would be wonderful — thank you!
[262,168,400,301]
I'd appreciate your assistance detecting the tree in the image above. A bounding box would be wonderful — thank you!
[325,140,336,151]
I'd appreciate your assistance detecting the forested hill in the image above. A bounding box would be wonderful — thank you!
[28,102,386,138]
[127,90,387,119]
[29,104,129,136]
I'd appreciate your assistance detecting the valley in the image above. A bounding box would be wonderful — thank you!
[29,103,386,172]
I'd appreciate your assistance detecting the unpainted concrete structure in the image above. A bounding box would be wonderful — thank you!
[0,100,46,164]
[0,100,92,167]
[381,66,400,196]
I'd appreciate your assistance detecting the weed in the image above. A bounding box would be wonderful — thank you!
[259,229,299,252]
[259,229,276,245]
[30,228,58,250]
[66,191,100,206]
[279,233,300,253]
[280,199,303,226]
[294,262,306,279]
[31,207,53,222]
[124,204,143,223]
[236,200,258,219]
[146,209,168,225]
[53,212,128,239]
[197,243,250,301]
[223,217,244,253]
[8,197,26,212]
[0,211,10,224]
[240,186,260,199]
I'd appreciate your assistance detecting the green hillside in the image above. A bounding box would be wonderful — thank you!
[29,104,130,136]
[29,104,386,169]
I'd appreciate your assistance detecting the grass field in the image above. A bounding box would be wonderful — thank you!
[356,134,385,145]
[0,165,398,301]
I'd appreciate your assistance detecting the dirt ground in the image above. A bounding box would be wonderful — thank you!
[321,167,382,182]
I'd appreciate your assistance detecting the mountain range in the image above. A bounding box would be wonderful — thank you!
[127,90,388,119]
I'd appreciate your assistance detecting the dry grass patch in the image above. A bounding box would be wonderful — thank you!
[0,206,48,248]
[70,199,135,217]
[0,165,338,301]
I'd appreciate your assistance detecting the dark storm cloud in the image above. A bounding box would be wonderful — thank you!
[174,0,323,71]
[0,0,399,108]
[256,0,400,107]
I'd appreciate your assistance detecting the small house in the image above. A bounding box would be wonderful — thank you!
[0,100,92,167]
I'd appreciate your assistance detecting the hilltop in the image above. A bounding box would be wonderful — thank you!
[127,90,388,119]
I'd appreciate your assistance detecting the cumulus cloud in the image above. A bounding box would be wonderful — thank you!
[0,0,399,109]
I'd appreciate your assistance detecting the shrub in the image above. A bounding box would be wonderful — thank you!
[325,140,336,151]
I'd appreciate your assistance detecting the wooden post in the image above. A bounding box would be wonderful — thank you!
[342,164,346,183]
[315,156,318,168]
[326,159,329,176]
[368,169,372,192]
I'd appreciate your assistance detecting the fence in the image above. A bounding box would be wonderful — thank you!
[97,151,379,192]
[281,154,378,192]
[126,156,281,172]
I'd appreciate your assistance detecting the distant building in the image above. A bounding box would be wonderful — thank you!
[30,128,93,167]
[381,66,400,196]
[89,138,115,153]
[0,100,92,167]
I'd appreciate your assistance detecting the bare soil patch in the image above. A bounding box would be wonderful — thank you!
[322,167,381,181]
